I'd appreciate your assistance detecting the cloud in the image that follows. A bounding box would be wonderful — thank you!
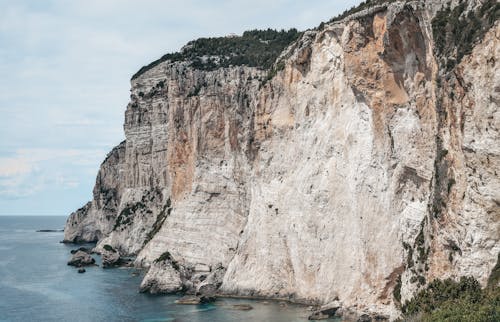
[0,157,33,177]
[0,148,106,199]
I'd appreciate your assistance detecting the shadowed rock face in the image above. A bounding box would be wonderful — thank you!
[64,1,499,319]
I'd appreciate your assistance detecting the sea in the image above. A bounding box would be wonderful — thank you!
[0,216,321,322]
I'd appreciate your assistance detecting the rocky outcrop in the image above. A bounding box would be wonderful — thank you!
[308,301,341,320]
[140,253,183,294]
[65,0,499,319]
[100,245,121,268]
[67,251,95,267]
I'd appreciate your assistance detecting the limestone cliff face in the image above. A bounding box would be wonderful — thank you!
[65,0,499,319]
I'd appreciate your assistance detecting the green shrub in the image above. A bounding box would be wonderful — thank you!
[488,253,500,289]
[155,251,173,263]
[103,244,116,252]
[113,201,146,230]
[155,251,180,270]
[402,277,499,321]
[393,274,402,303]
[143,199,172,246]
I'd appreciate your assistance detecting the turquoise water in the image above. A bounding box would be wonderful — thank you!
[0,216,313,322]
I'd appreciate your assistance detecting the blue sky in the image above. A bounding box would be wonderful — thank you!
[0,0,360,216]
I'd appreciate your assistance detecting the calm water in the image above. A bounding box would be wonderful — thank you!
[0,216,315,322]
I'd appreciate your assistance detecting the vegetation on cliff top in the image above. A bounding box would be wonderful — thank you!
[132,28,301,80]
[327,0,396,24]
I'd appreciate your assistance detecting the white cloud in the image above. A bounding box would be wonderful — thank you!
[0,148,106,199]
[0,157,33,177]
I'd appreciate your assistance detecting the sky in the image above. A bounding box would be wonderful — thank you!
[0,0,360,216]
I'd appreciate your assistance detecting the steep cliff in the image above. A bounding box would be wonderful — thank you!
[65,0,499,319]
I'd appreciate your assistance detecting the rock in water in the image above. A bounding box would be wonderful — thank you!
[308,301,341,320]
[67,251,95,267]
[175,296,201,305]
[139,258,183,294]
[77,268,86,274]
[100,245,120,268]
[231,304,253,311]
[70,247,91,255]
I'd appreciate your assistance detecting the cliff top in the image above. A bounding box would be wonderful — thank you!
[131,0,499,81]
[131,28,301,80]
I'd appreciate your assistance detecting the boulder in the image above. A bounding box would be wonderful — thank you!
[139,260,183,294]
[101,245,120,268]
[78,268,86,273]
[195,263,225,296]
[308,301,341,320]
[67,251,95,267]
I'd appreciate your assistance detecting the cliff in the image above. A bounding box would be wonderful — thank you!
[64,0,500,319]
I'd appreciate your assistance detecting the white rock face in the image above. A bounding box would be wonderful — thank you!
[64,1,499,319]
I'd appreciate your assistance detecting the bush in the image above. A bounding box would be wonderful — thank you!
[103,244,116,252]
[113,201,146,230]
[402,277,499,321]
[488,253,500,289]
[154,251,180,270]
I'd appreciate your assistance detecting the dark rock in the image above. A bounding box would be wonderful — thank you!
[70,247,91,254]
[357,314,372,322]
[308,301,341,320]
[67,250,95,267]
[36,229,64,232]
[231,304,253,311]
[78,268,86,273]
[200,295,216,303]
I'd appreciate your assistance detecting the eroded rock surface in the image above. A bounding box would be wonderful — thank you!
[65,1,499,319]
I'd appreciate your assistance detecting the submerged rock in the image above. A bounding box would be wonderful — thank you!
[67,251,95,267]
[175,295,215,305]
[77,268,86,273]
[231,304,253,311]
[175,295,201,305]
